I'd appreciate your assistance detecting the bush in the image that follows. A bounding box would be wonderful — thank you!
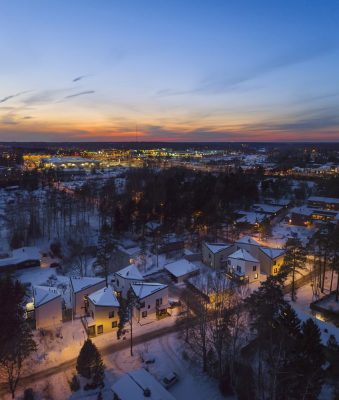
[23,388,35,400]
[69,374,80,392]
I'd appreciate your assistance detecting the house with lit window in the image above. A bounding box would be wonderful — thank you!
[258,247,286,275]
[131,282,169,323]
[70,276,106,316]
[26,285,62,329]
[112,264,144,298]
[227,249,260,283]
[202,242,234,269]
[85,287,120,336]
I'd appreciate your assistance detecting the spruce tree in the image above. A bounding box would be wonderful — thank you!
[76,339,105,386]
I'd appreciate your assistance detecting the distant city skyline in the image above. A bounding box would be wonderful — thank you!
[0,0,338,142]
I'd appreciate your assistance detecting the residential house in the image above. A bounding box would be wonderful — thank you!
[112,264,144,298]
[202,242,234,269]
[85,287,120,336]
[0,246,41,274]
[131,282,169,323]
[70,276,106,316]
[258,247,286,275]
[227,249,260,283]
[28,285,62,329]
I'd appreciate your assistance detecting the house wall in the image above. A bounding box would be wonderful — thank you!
[35,297,62,329]
[71,281,106,316]
[113,275,144,298]
[134,287,169,323]
[258,252,284,275]
[235,242,261,260]
[87,302,119,335]
[228,258,260,283]
[202,243,235,269]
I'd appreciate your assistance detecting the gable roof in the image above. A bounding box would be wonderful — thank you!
[236,235,260,246]
[116,264,144,281]
[70,276,105,293]
[88,287,119,307]
[111,368,176,400]
[164,259,200,278]
[204,242,232,254]
[131,282,167,299]
[260,247,286,259]
[228,249,259,263]
[33,286,61,307]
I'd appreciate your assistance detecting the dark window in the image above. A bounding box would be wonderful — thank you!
[97,325,103,334]
[112,321,118,328]
[116,279,119,287]
[252,265,257,271]
[139,301,145,308]
[109,311,115,318]
[148,304,151,309]
[156,298,162,307]
[273,260,276,265]
[142,311,147,318]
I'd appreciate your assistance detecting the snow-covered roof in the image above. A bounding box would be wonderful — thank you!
[188,271,229,297]
[117,245,141,256]
[70,276,105,293]
[116,264,144,281]
[308,196,339,205]
[164,259,200,278]
[33,286,60,307]
[236,211,267,225]
[252,203,282,214]
[88,287,119,307]
[111,368,176,400]
[260,247,286,259]
[236,236,260,246]
[145,221,161,231]
[131,282,167,299]
[0,246,40,268]
[228,249,259,263]
[204,242,232,254]
[291,206,313,216]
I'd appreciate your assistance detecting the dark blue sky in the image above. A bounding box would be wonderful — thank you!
[0,0,338,141]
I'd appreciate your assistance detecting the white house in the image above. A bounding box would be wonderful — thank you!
[85,287,120,336]
[30,286,62,329]
[202,242,234,269]
[112,264,144,298]
[235,236,261,259]
[131,282,169,323]
[70,276,106,316]
[227,249,260,283]
[111,368,176,400]
[164,258,200,283]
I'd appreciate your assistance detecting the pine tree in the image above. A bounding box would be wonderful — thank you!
[76,339,105,386]
[96,222,115,286]
[287,319,325,400]
[283,236,307,301]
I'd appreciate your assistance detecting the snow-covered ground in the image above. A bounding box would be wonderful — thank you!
[2,332,228,400]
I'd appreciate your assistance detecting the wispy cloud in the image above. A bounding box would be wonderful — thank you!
[158,42,337,97]
[72,74,91,82]
[0,90,31,104]
[64,90,95,99]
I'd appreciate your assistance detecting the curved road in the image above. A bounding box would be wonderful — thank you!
[0,324,181,396]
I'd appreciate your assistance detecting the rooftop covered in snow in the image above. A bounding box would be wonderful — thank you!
[131,282,167,299]
[260,247,286,259]
[116,264,144,281]
[236,235,260,246]
[204,242,232,254]
[33,286,61,307]
[164,259,200,278]
[228,249,259,263]
[70,276,105,293]
[88,287,119,307]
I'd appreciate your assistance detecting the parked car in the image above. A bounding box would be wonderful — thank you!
[141,353,156,364]
[161,372,178,389]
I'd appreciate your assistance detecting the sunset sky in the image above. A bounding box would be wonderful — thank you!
[0,0,338,142]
